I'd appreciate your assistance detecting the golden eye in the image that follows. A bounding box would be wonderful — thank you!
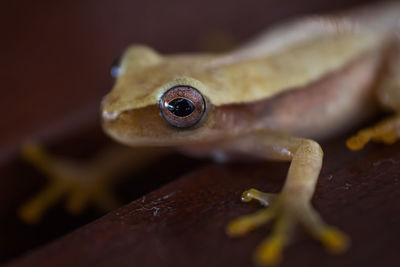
[160,86,206,128]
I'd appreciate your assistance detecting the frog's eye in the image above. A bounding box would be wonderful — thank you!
[110,55,121,78]
[160,86,206,128]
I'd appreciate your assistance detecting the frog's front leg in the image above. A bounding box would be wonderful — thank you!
[19,142,168,223]
[223,132,349,266]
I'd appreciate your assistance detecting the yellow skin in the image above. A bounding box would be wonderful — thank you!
[20,2,400,266]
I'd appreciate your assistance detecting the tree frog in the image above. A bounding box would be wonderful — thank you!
[20,2,400,266]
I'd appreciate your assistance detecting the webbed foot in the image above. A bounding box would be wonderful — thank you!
[226,188,349,266]
[19,142,120,223]
[346,115,400,150]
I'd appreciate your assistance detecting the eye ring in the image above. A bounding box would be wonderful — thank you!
[160,86,206,128]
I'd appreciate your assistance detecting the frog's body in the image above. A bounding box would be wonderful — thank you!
[102,3,398,147]
[20,2,400,266]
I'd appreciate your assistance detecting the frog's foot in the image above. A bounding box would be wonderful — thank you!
[346,115,400,150]
[226,188,349,266]
[19,142,120,223]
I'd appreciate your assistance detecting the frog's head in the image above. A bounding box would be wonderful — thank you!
[101,45,249,147]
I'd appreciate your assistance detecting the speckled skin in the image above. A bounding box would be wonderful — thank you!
[102,49,383,148]
[17,4,400,265]
[99,2,400,266]
[102,2,399,148]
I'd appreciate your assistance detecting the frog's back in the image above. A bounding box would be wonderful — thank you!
[103,2,399,119]
[195,1,400,107]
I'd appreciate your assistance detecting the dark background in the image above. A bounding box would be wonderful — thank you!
[0,0,378,160]
[2,0,399,267]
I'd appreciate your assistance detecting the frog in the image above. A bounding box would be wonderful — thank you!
[20,2,400,266]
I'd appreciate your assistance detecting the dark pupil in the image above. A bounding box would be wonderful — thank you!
[167,98,195,117]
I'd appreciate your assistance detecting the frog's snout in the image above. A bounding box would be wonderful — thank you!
[102,108,118,121]
[100,94,120,121]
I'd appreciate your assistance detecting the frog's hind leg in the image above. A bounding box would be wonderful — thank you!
[346,115,400,150]
[224,132,349,266]
[347,38,400,150]
[19,142,167,223]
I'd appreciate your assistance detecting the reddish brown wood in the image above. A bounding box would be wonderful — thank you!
[2,0,394,266]
[6,135,400,267]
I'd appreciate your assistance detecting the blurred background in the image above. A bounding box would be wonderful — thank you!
[1,0,381,265]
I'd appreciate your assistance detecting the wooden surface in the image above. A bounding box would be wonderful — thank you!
[6,136,400,267]
[3,0,399,266]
